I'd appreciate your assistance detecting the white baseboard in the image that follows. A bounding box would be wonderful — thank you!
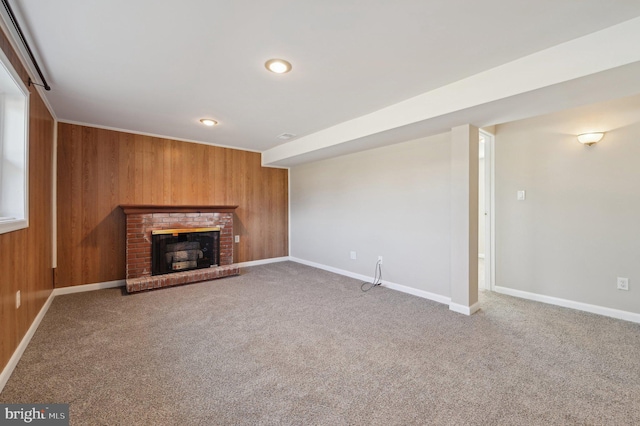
[382,281,451,306]
[0,279,126,394]
[291,257,373,282]
[237,256,291,268]
[449,301,480,316]
[0,291,55,394]
[53,279,125,296]
[494,285,640,324]
[290,257,451,306]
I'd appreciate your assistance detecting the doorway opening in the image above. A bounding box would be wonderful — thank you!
[479,130,494,291]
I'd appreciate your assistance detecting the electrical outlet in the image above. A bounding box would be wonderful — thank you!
[16,290,20,309]
[378,256,383,264]
[234,235,240,243]
[350,251,357,260]
[617,277,629,291]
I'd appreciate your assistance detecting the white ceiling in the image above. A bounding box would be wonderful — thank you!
[7,1,640,165]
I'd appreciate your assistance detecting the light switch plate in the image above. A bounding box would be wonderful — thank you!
[517,190,526,201]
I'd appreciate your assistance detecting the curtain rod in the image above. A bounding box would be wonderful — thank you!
[1,0,50,91]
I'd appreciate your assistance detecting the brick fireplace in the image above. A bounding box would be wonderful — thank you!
[120,205,240,293]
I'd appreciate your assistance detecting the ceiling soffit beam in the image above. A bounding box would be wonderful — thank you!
[262,17,640,167]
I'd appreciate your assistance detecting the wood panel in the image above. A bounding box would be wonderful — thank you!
[56,124,289,287]
[0,29,55,372]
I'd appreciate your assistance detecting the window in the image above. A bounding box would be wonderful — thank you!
[0,46,29,234]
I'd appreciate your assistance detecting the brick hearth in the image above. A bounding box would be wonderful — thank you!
[120,205,240,293]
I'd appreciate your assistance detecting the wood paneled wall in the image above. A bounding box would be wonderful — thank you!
[56,124,288,287]
[0,33,55,371]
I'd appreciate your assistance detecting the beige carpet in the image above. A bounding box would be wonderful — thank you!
[1,261,639,425]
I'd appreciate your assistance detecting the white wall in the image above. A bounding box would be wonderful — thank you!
[495,94,640,314]
[290,133,452,297]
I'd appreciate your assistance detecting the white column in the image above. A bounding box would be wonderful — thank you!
[450,124,479,315]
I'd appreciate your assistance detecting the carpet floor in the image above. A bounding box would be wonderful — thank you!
[1,261,639,425]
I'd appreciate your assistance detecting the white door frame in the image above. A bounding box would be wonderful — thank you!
[480,129,495,291]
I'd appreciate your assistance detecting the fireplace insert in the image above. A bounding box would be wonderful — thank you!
[151,228,220,275]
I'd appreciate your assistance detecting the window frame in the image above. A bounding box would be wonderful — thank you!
[0,44,30,235]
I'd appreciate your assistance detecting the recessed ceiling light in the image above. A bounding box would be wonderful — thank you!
[265,59,292,74]
[277,133,297,140]
[200,118,218,127]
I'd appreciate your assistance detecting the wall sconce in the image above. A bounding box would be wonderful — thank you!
[577,132,604,146]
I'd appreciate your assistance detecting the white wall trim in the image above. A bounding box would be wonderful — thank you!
[57,119,263,152]
[449,301,481,316]
[485,129,496,292]
[237,256,291,268]
[0,291,55,394]
[0,8,58,121]
[0,279,127,393]
[53,279,125,296]
[494,285,640,324]
[290,257,451,306]
[287,168,291,258]
[382,281,451,306]
[56,120,291,169]
[32,86,57,121]
[291,257,373,281]
[485,134,496,291]
[263,17,640,167]
[52,120,58,268]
